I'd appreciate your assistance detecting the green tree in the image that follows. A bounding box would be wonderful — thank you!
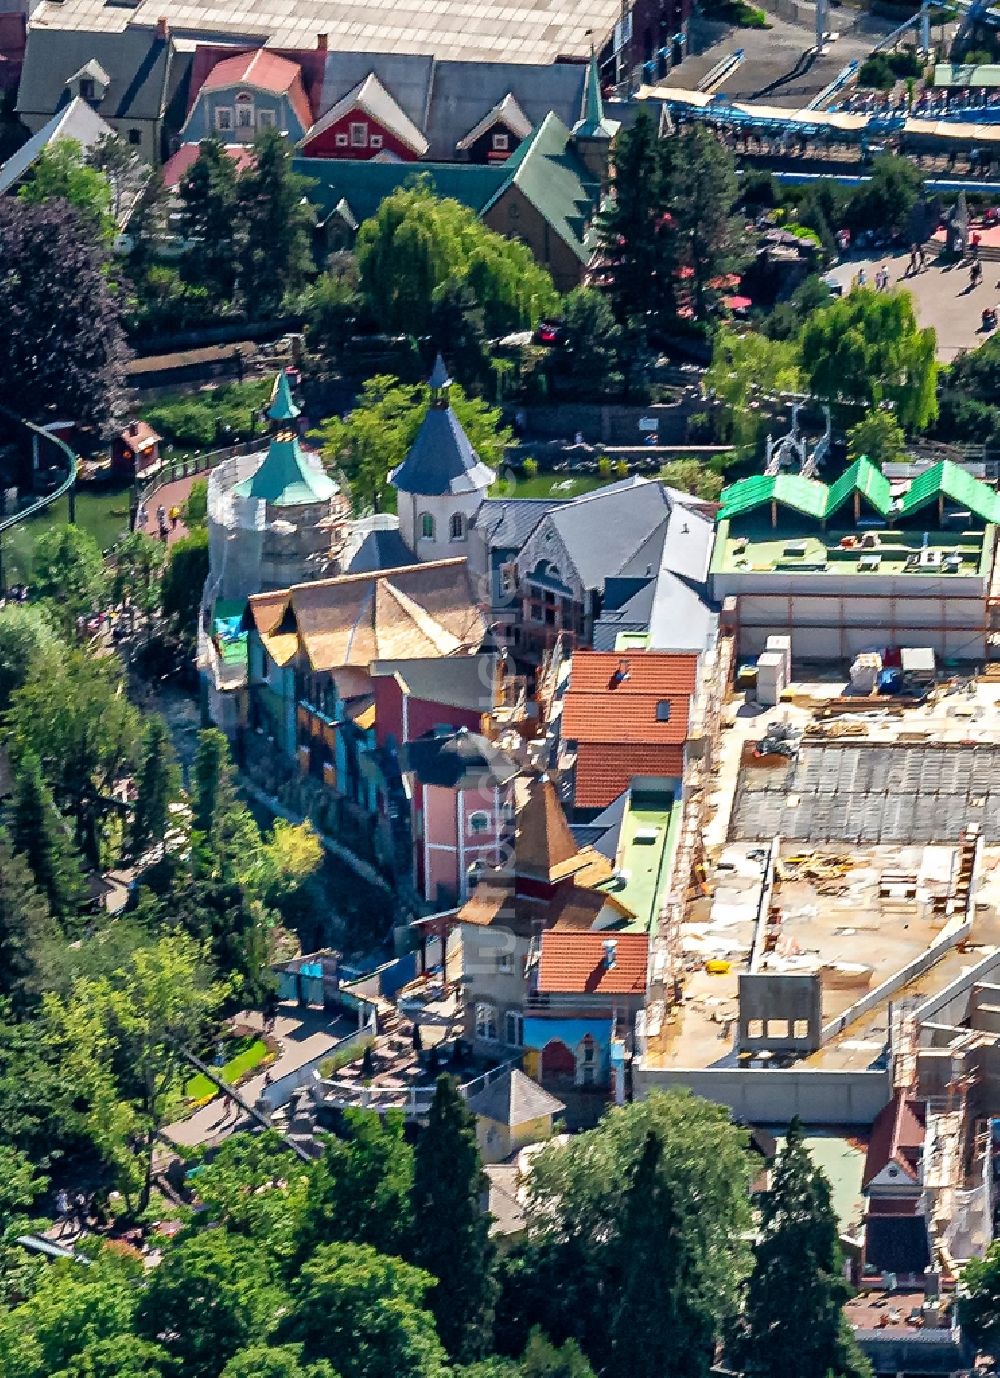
[0,604,60,710]
[5,645,143,862]
[182,477,209,528]
[32,524,108,632]
[0,995,85,1166]
[7,750,86,926]
[846,154,923,238]
[742,1119,870,1378]
[429,276,490,392]
[315,373,511,512]
[187,1130,312,1265]
[19,138,115,241]
[801,288,937,431]
[356,181,557,337]
[136,1230,285,1377]
[299,253,360,360]
[221,1346,337,1378]
[238,128,316,314]
[0,826,59,1014]
[846,409,908,468]
[672,124,749,321]
[129,716,180,862]
[0,1250,145,1378]
[109,531,165,615]
[52,1335,171,1378]
[161,527,209,638]
[659,459,724,501]
[301,1108,414,1259]
[412,1074,496,1362]
[497,1091,752,1370]
[545,288,623,399]
[282,1241,448,1378]
[88,131,147,229]
[0,1143,46,1305]
[961,1239,1000,1355]
[598,109,677,339]
[43,932,226,1208]
[612,1129,715,1378]
[521,1329,595,1378]
[704,328,803,448]
[179,139,240,300]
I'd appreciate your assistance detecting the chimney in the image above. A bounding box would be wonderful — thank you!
[316,31,328,49]
[129,420,140,436]
[155,15,169,38]
[602,939,617,970]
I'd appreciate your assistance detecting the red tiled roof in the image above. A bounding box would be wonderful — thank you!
[562,650,697,746]
[537,931,648,996]
[161,142,256,191]
[203,48,302,93]
[574,742,684,810]
[862,1091,925,1190]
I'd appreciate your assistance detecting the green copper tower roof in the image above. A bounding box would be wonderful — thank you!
[573,51,612,140]
[268,370,301,423]
[233,371,337,507]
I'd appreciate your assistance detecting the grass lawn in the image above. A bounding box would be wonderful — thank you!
[185,1038,271,1102]
[3,481,133,583]
[493,473,608,501]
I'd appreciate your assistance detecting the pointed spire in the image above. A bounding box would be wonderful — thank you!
[574,49,612,141]
[428,353,451,400]
[268,370,301,424]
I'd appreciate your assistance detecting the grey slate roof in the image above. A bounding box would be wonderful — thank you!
[0,95,115,195]
[545,478,672,592]
[390,406,495,497]
[17,27,175,122]
[401,726,518,790]
[370,653,499,713]
[467,1068,565,1127]
[344,525,416,574]
[473,497,564,552]
[318,50,433,131]
[424,58,586,159]
[570,790,628,859]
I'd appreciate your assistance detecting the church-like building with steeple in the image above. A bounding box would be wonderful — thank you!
[390,355,496,562]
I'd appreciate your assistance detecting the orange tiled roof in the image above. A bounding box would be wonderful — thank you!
[574,742,683,810]
[537,930,648,996]
[201,49,313,132]
[563,650,697,747]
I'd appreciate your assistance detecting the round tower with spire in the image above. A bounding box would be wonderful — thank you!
[389,355,496,561]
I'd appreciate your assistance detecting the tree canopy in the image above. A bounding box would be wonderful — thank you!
[18,138,115,242]
[356,182,558,338]
[315,373,511,512]
[800,288,938,432]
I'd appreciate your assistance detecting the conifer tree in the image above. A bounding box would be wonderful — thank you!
[411,1073,496,1361]
[743,1118,871,1378]
[129,715,180,862]
[612,1129,716,1378]
[7,750,86,927]
[0,827,58,1015]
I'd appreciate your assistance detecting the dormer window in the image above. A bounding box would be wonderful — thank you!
[79,77,95,101]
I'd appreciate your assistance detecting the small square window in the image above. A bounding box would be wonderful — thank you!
[370,133,383,148]
[492,131,509,150]
[793,1020,810,1039]
[656,700,671,721]
[335,133,348,147]
[350,121,368,147]
[765,1019,790,1040]
[746,1019,764,1040]
[127,128,142,145]
[215,107,233,131]
[257,109,276,129]
[497,954,513,973]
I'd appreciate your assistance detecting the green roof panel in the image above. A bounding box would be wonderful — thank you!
[233,436,338,507]
[824,456,893,519]
[899,459,1000,524]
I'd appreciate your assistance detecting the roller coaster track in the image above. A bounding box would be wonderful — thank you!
[0,410,78,537]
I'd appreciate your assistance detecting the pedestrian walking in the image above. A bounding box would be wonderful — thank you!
[908,244,918,275]
[55,1188,71,1237]
[137,503,148,530]
[918,243,926,269]
[856,267,867,289]
[972,230,982,260]
[169,505,180,530]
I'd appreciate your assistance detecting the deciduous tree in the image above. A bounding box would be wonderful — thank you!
[800,288,937,432]
[846,408,908,469]
[0,826,59,1014]
[412,1074,496,1362]
[704,328,803,448]
[161,527,209,638]
[19,137,115,241]
[0,604,60,711]
[32,525,108,632]
[0,198,129,431]
[301,1108,414,1259]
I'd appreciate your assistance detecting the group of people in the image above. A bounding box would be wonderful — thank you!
[904,243,928,276]
[135,503,181,542]
[853,264,894,292]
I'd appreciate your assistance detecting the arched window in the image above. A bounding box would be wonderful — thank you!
[450,512,465,541]
[420,512,435,540]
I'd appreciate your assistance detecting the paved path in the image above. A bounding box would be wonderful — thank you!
[164,1003,352,1148]
[138,473,197,547]
[826,250,995,362]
